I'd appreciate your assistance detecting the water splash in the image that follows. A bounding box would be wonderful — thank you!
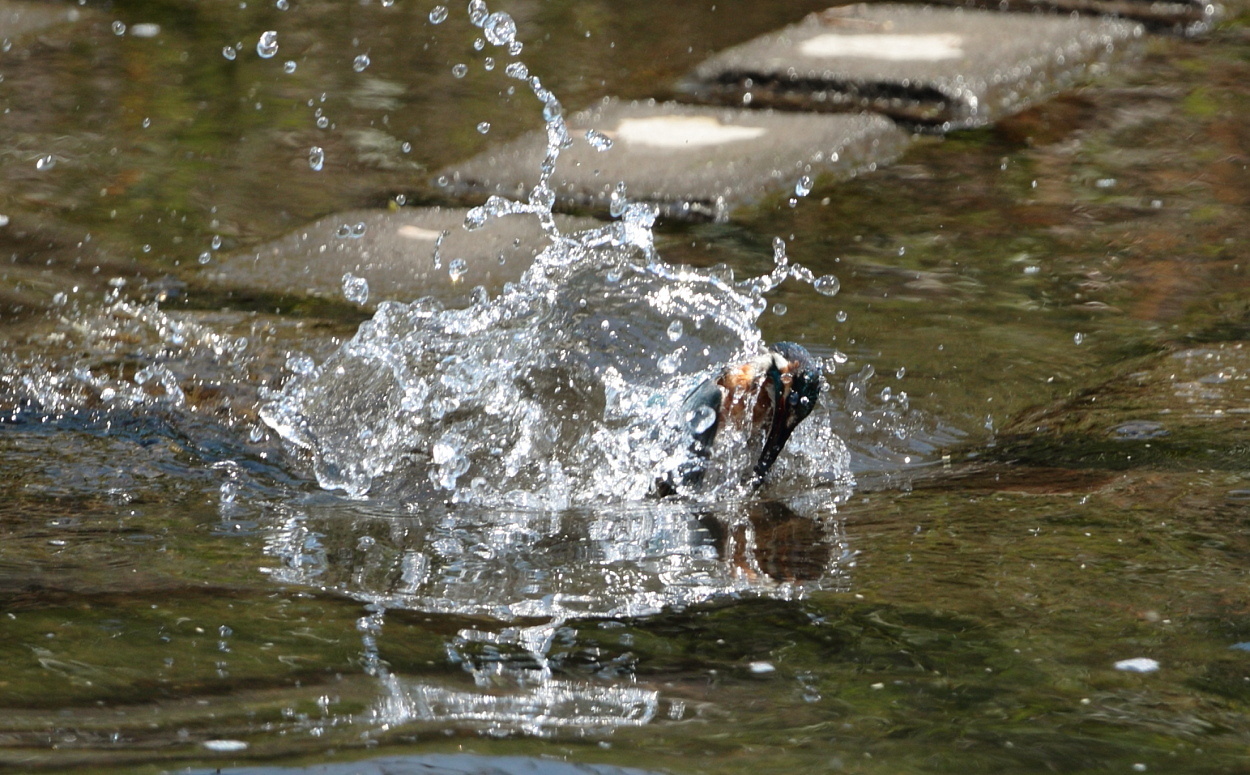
[260,1,852,509]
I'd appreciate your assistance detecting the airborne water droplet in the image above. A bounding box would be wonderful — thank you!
[342,273,369,305]
[429,5,449,24]
[813,275,840,297]
[283,60,297,74]
[666,320,683,342]
[451,63,468,78]
[353,53,370,72]
[111,21,126,35]
[504,61,528,80]
[795,175,813,197]
[468,0,489,26]
[308,146,324,171]
[476,121,491,134]
[585,129,613,151]
[448,258,468,281]
[256,30,278,59]
[483,12,517,46]
[35,155,55,171]
[222,45,237,60]
[687,405,716,434]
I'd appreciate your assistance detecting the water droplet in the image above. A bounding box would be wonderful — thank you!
[508,40,523,56]
[609,182,628,217]
[276,0,289,9]
[483,56,495,71]
[353,53,370,72]
[451,63,468,78]
[211,235,222,250]
[316,115,329,129]
[687,405,716,434]
[0,214,9,227]
[658,349,683,375]
[335,224,352,238]
[198,251,211,265]
[400,141,412,153]
[256,30,278,58]
[831,350,848,364]
[468,0,488,26]
[111,20,126,35]
[448,258,468,281]
[35,155,55,171]
[342,273,369,305]
[542,98,563,122]
[283,60,297,74]
[772,302,788,316]
[222,45,237,61]
[585,129,613,151]
[476,121,491,134]
[895,366,906,379]
[835,310,848,323]
[473,37,485,51]
[504,61,528,80]
[141,117,151,128]
[666,320,683,341]
[429,5,448,24]
[1074,332,1085,345]
[813,275,840,297]
[308,146,324,171]
[483,12,517,46]
[794,175,813,197]
[351,222,367,238]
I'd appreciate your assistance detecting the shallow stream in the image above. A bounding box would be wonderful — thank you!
[1,1,1249,773]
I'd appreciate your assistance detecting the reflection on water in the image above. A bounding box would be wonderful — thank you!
[264,495,850,734]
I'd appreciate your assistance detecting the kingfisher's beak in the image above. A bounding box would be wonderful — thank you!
[751,342,821,483]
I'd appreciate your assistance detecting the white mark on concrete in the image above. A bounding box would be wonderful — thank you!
[202,739,249,752]
[799,33,965,62]
[611,116,767,150]
[397,225,443,241]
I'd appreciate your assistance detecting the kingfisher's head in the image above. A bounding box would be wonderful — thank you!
[751,341,822,483]
[671,341,822,493]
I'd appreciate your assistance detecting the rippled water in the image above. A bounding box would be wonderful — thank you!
[1,0,1249,773]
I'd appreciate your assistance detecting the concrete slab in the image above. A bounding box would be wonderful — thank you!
[930,0,1222,36]
[205,207,599,309]
[435,99,910,221]
[679,4,1143,130]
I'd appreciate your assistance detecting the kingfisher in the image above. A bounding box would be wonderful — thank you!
[659,341,822,495]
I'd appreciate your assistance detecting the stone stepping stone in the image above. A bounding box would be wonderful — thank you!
[679,3,1142,130]
[205,207,598,309]
[435,99,909,221]
[930,0,1222,36]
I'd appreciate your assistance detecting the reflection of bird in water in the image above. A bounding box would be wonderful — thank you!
[658,341,822,496]
[699,500,834,583]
